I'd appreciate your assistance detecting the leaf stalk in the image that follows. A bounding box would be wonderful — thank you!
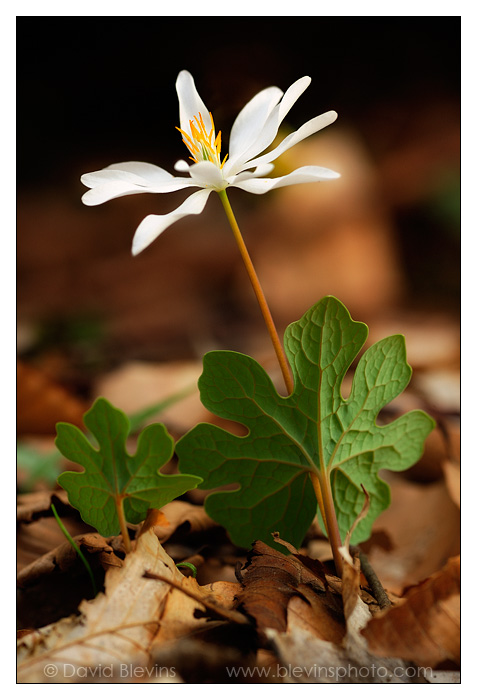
[309,472,328,533]
[319,472,344,577]
[116,495,132,553]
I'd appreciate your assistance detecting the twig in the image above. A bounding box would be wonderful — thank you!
[352,547,392,609]
[143,570,251,626]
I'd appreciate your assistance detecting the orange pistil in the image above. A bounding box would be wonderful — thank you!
[176,112,228,169]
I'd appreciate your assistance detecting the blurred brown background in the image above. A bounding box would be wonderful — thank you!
[17,16,460,410]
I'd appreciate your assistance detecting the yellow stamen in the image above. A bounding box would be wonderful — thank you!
[175,111,228,169]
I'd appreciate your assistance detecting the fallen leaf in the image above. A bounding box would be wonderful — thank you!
[17,510,93,574]
[200,580,243,610]
[148,634,256,684]
[17,529,124,630]
[367,317,460,372]
[413,369,460,412]
[18,532,123,586]
[404,414,459,482]
[17,360,88,435]
[17,490,71,523]
[267,541,429,683]
[147,500,217,543]
[267,625,428,683]
[364,475,460,592]
[95,360,205,435]
[236,540,345,643]
[442,459,460,508]
[17,525,242,682]
[286,596,345,645]
[361,556,460,668]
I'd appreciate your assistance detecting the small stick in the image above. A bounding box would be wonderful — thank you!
[143,570,251,626]
[352,547,392,609]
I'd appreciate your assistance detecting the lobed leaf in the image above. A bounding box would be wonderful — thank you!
[56,398,202,536]
[176,296,435,548]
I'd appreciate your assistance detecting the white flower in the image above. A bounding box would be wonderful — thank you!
[81,70,340,255]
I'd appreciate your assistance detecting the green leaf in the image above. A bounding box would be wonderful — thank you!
[176,296,435,549]
[56,397,202,536]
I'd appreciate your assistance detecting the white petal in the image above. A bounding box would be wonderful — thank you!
[82,181,152,206]
[104,161,175,184]
[188,161,228,190]
[230,164,275,184]
[225,76,313,176]
[81,165,194,206]
[176,70,212,135]
[81,178,194,205]
[224,107,282,176]
[240,111,338,172]
[173,160,229,190]
[277,76,311,123]
[231,165,340,194]
[174,159,191,172]
[131,189,213,255]
[227,86,283,166]
[81,171,144,189]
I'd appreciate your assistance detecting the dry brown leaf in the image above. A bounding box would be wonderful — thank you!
[17,528,212,682]
[18,526,123,630]
[17,512,93,574]
[200,580,242,609]
[364,476,460,592]
[404,415,459,482]
[149,635,258,684]
[439,418,460,509]
[442,459,460,508]
[17,360,88,435]
[17,490,71,523]
[367,318,460,372]
[267,625,428,684]
[267,542,428,684]
[236,540,344,643]
[340,548,366,626]
[95,360,205,434]
[149,500,216,542]
[18,532,122,589]
[286,596,344,645]
[413,369,460,412]
[18,531,194,682]
[361,556,460,668]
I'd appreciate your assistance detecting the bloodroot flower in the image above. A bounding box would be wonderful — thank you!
[81,70,340,255]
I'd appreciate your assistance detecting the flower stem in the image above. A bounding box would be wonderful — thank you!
[218,189,343,577]
[217,189,294,396]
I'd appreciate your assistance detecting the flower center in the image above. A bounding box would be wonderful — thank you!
[176,112,228,169]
